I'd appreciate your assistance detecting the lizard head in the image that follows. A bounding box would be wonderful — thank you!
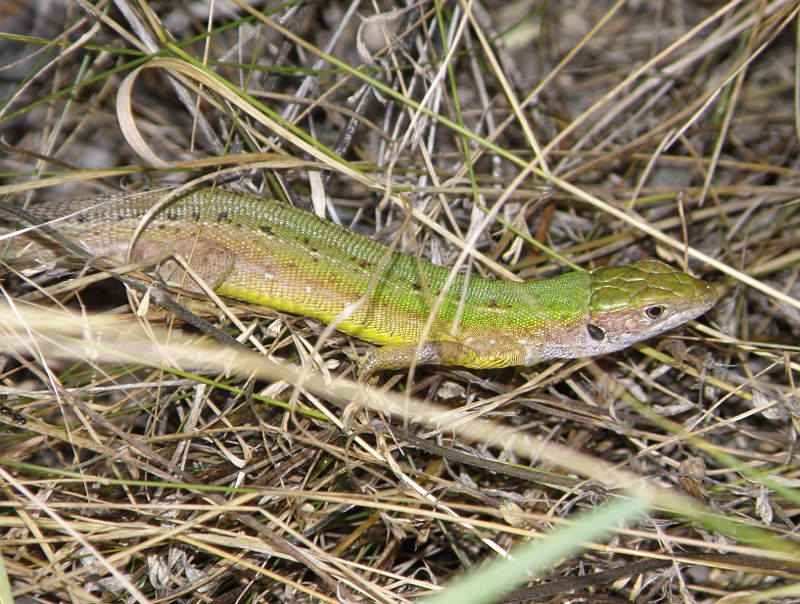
[575,259,718,357]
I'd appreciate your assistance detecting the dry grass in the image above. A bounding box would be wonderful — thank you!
[1,1,799,602]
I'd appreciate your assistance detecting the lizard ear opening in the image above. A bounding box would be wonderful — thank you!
[586,323,605,341]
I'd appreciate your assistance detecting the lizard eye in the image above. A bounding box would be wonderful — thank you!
[645,305,665,320]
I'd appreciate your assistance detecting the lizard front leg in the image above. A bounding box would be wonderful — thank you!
[359,340,481,380]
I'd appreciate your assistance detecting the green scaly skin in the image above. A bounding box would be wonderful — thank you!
[3,187,718,377]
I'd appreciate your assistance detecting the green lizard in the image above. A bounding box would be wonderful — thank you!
[2,187,718,377]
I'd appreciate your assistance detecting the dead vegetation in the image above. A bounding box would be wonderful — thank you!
[0,1,799,602]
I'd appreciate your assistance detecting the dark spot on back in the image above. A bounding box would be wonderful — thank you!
[216,211,228,222]
[487,298,499,308]
[260,225,273,235]
[192,210,201,221]
[77,215,86,223]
